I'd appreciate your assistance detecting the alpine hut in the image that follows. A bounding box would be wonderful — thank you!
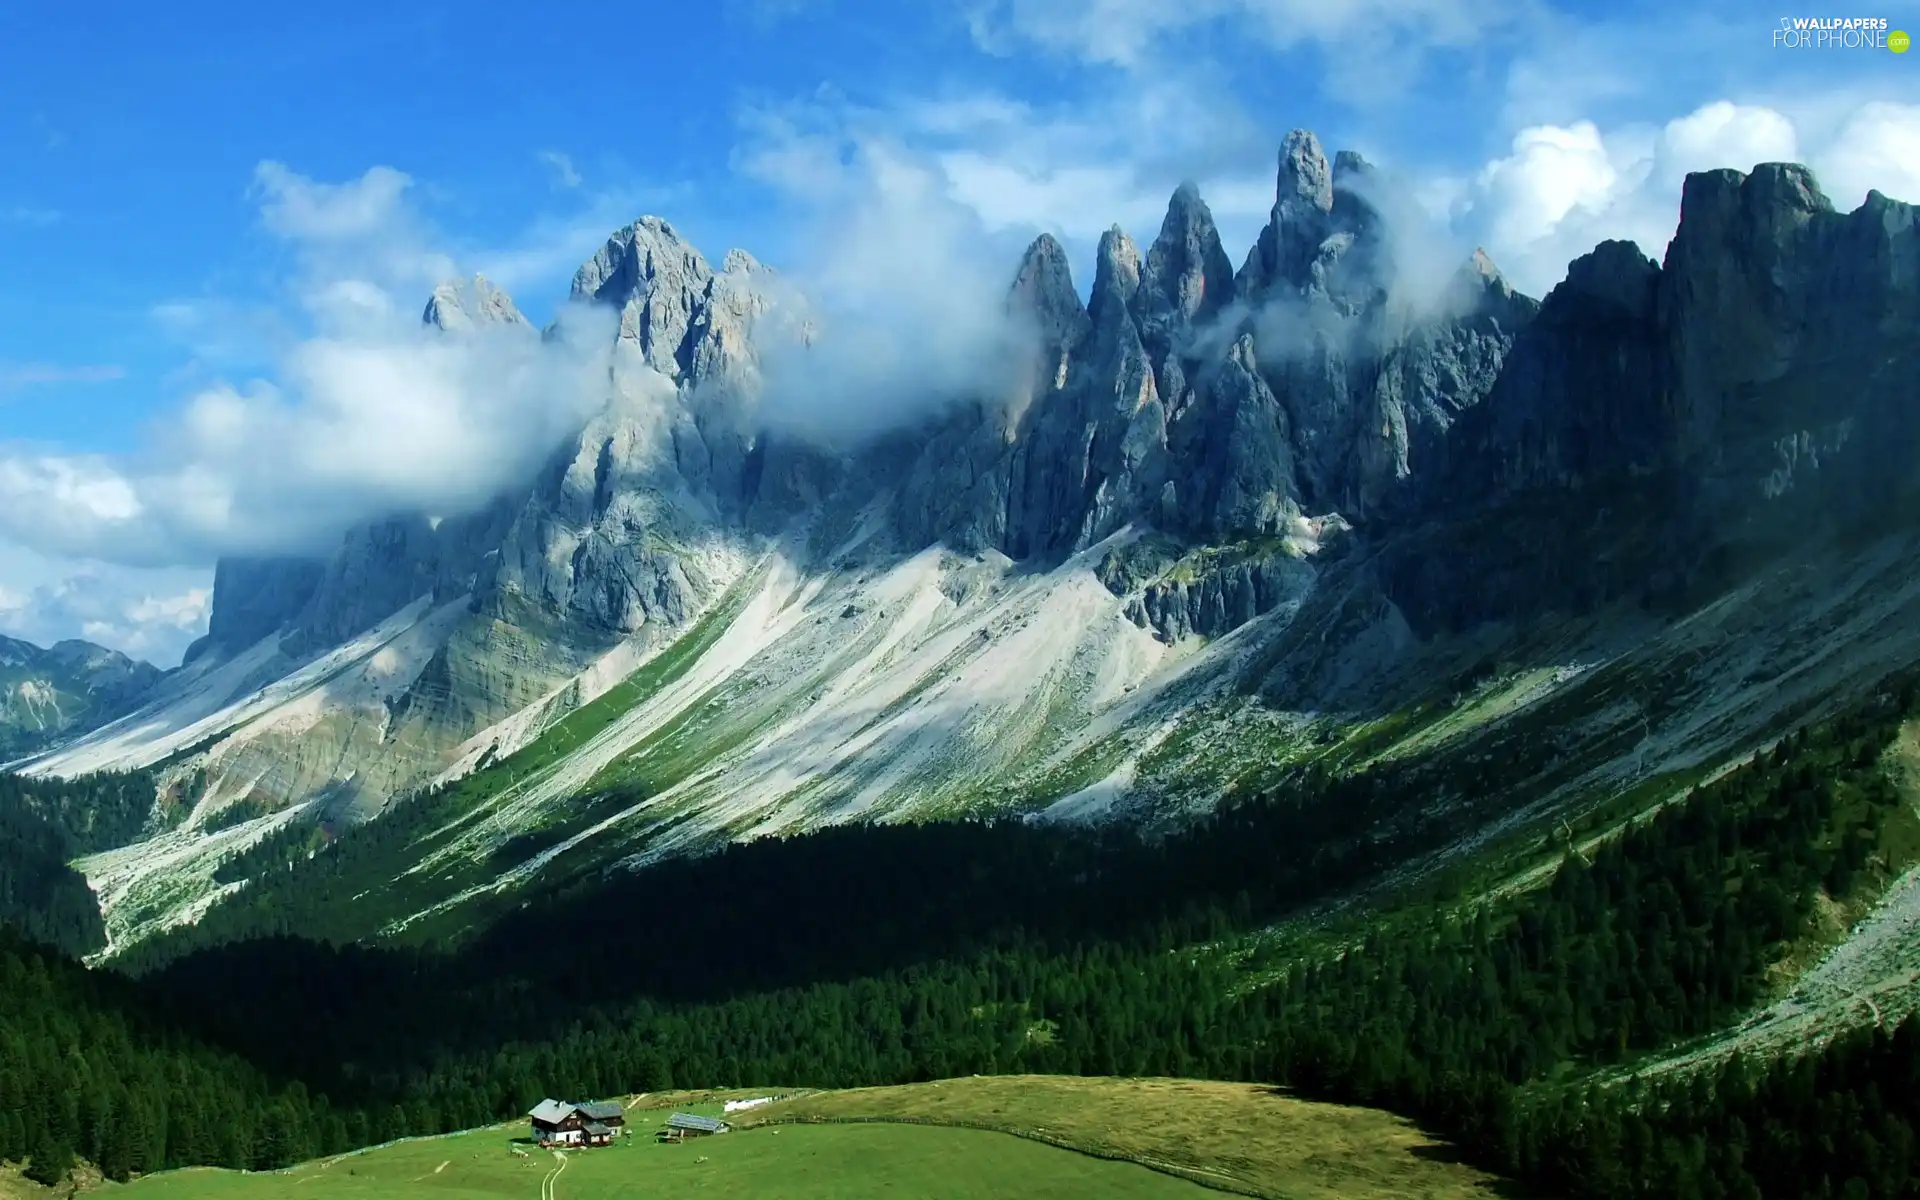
[528,1099,628,1147]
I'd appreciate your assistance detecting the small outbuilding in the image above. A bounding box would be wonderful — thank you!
[659,1112,730,1142]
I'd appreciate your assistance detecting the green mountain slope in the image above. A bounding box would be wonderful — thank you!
[0,675,1909,1195]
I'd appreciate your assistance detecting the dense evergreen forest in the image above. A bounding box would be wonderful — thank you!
[0,802,103,955]
[0,769,154,955]
[3,680,1920,1195]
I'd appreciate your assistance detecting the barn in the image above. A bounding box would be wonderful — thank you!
[659,1112,730,1142]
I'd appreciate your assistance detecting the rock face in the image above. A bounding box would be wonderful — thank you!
[422,275,529,331]
[869,129,1536,645]
[1394,163,1920,632]
[886,131,1534,574]
[167,132,1919,812]
[200,130,1538,669]
[1660,168,1919,545]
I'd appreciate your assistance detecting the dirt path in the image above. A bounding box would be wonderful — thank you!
[540,1150,568,1200]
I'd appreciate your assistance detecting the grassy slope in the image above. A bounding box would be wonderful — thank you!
[119,1124,1211,1200]
[741,1076,1501,1200]
[107,1077,1502,1200]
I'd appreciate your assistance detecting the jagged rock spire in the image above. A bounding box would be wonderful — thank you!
[1280,130,1335,214]
[1089,226,1143,328]
[422,275,529,331]
[572,216,715,378]
[1008,233,1091,351]
[1332,149,1375,182]
[1237,129,1339,300]
[1140,182,1236,331]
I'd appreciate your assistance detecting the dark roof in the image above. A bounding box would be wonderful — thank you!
[666,1113,727,1132]
[583,1122,613,1136]
[577,1101,624,1121]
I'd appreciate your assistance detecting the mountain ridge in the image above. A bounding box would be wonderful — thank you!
[0,633,161,761]
[16,129,1920,965]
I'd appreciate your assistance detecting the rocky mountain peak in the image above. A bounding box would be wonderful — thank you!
[1090,226,1144,327]
[720,248,764,276]
[421,275,529,332]
[1139,182,1236,333]
[1009,233,1090,352]
[1559,240,1661,317]
[1462,246,1501,281]
[1279,129,1335,215]
[1236,129,1360,303]
[1439,247,1526,314]
[1332,149,1375,184]
[572,216,716,379]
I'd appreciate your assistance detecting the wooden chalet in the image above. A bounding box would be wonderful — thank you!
[528,1099,627,1147]
[658,1112,730,1142]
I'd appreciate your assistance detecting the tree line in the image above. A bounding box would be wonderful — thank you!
[0,768,155,955]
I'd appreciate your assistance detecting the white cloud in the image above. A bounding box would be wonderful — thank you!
[1441,99,1920,297]
[0,362,126,391]
[740,83,1281,288]
[0,545,212,665]
[538,150,583,190]
[1818,102,1920,210]
[734,115,1040,442]
[0,163,625,569]
[253,162,416,242]
[965,0,1501,69]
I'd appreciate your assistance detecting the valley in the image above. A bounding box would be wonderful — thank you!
[1,105,1919,1199]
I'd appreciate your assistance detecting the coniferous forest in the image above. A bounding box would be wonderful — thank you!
[4,682,1920,1196]
[0,769,156,956]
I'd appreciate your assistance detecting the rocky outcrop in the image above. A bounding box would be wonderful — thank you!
[483,220,789,640]
[1431,162,1919,528]
[185,556,325,662]
[1437,239,1664,494]
[572,217,716,379]
[1096,537,1319,643]
[422,275,529,331]
[1659,167,1919,545]
[887,135,1532,573]
[1388,161,1920,635]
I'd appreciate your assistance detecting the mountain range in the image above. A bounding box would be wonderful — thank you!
[0,635,159,761]
[11,127,1920,977]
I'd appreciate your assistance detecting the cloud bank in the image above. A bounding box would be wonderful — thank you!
[0,163,621,570]
[0,552,212,666]
[1440,99,1920,298]
[733,124,1041,443]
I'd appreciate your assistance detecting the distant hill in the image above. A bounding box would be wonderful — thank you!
[0,635,160,760]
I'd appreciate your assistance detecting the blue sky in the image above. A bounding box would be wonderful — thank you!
[0,0,1915,662]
